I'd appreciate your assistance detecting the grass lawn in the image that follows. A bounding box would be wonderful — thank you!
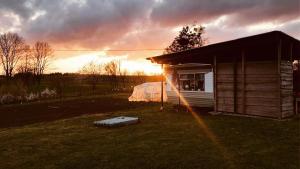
[0,101,299,169]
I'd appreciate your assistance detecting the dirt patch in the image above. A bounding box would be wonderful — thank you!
[0,96,148,128]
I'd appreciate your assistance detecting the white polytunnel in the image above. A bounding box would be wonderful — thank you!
[128,82,167,102]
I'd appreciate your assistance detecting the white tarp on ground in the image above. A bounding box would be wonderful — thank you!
[94,116,139,127]
[129,82,167,102]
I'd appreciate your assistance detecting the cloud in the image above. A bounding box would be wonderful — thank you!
[22,0,156,49]
[0,11,22,33]
[0,0,299,73]
[1,0,299,49]
[0,0,36,20]
[151,0,300,27]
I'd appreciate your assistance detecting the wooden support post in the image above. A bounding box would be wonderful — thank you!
[242,50,246,114]
[277,39,282,119]
[213,56,218,113]
[160,64,164,111]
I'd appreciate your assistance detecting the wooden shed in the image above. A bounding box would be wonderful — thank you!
[148,31,300,119]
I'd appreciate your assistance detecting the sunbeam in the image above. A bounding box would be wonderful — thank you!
[163,70,236,168]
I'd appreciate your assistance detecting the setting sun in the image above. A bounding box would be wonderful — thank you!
[51,51,162,75]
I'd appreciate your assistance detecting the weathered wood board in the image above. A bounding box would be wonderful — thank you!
[216,61,288,118]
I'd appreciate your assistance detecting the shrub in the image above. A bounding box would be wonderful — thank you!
[0,94,15,104]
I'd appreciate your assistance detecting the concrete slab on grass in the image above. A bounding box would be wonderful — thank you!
[94,116,139,127]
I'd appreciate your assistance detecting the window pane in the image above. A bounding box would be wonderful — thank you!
[195,73,204,80]
[180,80,191,90]
[178,73,205,91]
[180,74,195,80]
[195,80,204,91]
[187,74,194,79]
[179,74,188,79]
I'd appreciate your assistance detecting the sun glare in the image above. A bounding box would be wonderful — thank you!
[51,52,162,75]
[121,60,162,75]
[164,75,235,168]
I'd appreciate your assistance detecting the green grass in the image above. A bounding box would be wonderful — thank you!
[0,103,299,169]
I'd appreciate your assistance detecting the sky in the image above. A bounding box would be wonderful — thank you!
[0,0,299,74]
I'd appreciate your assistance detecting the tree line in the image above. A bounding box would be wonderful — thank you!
[0,32,53,80]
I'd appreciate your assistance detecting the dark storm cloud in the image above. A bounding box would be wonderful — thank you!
[151,0,300,26]
[22,0,156,48]
[0,0,36,20]
[0,0,299,50]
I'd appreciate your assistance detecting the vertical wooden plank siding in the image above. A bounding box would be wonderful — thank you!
[213,55,218,112]
[277,39,282,119]
[217,61,279,117]
[241,50,246,114]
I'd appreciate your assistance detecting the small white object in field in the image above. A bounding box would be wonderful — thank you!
[129,82,167,102]
[94,116,139,127]
[41,88,56,98]
[26,93,39,101]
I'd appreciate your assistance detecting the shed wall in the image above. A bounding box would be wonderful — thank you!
[167,91,214,107]
[216,61,281,117]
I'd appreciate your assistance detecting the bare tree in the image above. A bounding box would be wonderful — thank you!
[80,61,102,94]
[13,45,35,87]
[49,72,65,99]
[134,70,145,84]
[119,69,128,89]
[104,61,118,76]
[17,45,33,73]
[32,41,53,83]
[104,61,118,90]
[0,32,25,79]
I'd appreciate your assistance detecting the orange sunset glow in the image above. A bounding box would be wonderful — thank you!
[0,1,300,169]
[0,0,299,74]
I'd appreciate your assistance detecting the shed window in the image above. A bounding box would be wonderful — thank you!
[179,73,205,91]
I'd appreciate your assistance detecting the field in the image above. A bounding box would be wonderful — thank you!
[0,94,148,128]
[0,95,299,169]
[0,74,161,105]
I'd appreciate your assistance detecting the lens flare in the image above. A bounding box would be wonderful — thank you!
[162,67,236,168]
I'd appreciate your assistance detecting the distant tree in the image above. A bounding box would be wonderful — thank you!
[119,69,128,89]
[134,70,145,84]
[0,32,25,79]
[104,61,118,76]
[17,45,33,74]
[80,61,102,94]
[165,25,206,54]
[48,72,65,99]
[104,61,118,90]
[134,70,145,76]
[32,41,53,83]
[31,41,53,97]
